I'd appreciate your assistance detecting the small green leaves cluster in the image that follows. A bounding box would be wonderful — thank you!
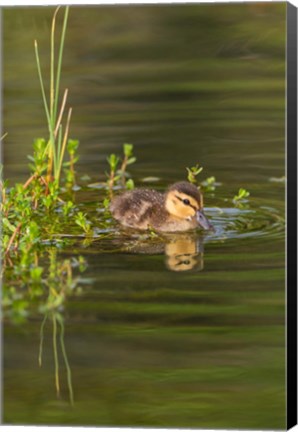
[201,176,217,192]
[186,164,203,184]
[27,138,48,175]
[186,163,250,206]
[26,137,80,188]
[186,164,219,192]
[1,137,89,323]
[233,188,250,203]
[2,141,81,256]
[75,211,93,235]
[106,143,136,192]
[1,7,89,329]
[64,139,80,187]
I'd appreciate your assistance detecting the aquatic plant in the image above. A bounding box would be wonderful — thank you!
[34,6,72,184]
[233,187,250,204]
[1,8,85,264]
[106,143,136,193]
[106,153,120,191]
[119,143,136,187]
[64,139,80,187]
[186,164,203,184]
[186,164,220,194]
[1,6,91,359]
[75,211,93,235]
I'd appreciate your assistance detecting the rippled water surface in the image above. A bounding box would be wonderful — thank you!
[3,4,286,429]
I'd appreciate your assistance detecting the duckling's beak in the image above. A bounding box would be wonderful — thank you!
[196,210,212,230]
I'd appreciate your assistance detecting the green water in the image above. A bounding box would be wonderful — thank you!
[2,3,286,429]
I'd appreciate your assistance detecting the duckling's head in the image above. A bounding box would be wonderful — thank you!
[165,181,211,230]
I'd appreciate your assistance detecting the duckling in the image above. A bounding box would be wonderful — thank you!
[110,181,212,232]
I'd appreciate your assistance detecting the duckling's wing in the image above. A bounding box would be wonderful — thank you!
[110,189,163,229]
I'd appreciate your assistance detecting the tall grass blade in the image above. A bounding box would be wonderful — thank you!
[34,40,51,131]
[57,126,63,176]
[54,88,68,138]
[50,6,61,126]
[0,132,8,142]
[57,107,72,181]
[34,6,71,184]
[53,6,69,123]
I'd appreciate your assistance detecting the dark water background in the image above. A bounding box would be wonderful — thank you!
[3,3,286,429]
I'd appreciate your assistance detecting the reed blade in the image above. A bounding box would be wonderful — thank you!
[53,6,69,124]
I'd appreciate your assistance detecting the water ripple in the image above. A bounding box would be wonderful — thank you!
[204,205,285,243]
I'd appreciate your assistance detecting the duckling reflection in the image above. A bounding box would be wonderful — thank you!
[121,231,204,272]
[164,233,204,272]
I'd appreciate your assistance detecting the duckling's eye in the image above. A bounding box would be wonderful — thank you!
[183,198,190,205]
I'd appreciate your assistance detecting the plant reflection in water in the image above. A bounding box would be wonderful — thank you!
[39,311,74,406]
[3,247,87,405]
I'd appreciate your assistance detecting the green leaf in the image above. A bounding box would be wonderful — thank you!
[127,157,136,165]
[207,176,215,184]
[107,154,120,171]
[233,188,250,203]
[30,266,44,282]
[3,218,16,233]
[103,197,110,209]
[123,143,133,157]
[67,139,79,154]
[125,179,135,190]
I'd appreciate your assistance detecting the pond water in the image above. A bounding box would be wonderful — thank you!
[2,3,286,429]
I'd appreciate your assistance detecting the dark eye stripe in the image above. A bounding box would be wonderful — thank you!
[175,195,198,211]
